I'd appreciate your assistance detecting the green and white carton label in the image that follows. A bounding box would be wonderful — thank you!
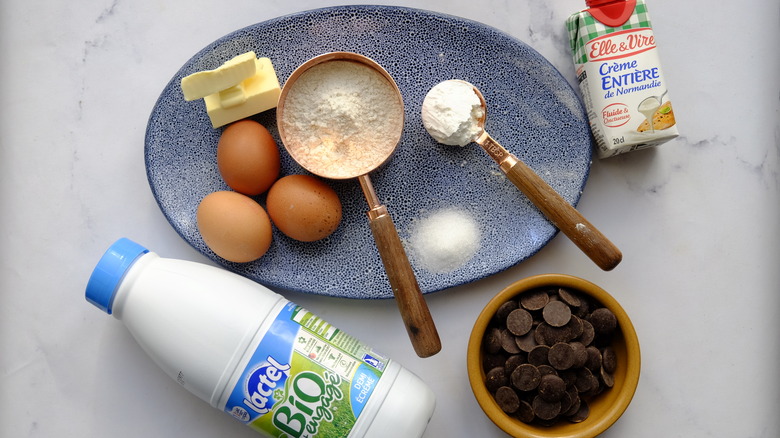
[224,302,388,437]
[567,0,678,158]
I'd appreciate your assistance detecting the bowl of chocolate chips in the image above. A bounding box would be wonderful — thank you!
[467,274,640,437]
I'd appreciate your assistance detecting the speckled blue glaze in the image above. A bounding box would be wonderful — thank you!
[144,5,593,299]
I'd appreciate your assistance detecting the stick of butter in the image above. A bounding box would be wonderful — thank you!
[180,52,281,128]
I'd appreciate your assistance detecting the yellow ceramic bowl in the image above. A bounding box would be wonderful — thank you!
[467,274,640,438]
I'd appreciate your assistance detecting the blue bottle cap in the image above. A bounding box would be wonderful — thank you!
[85,238,149,314]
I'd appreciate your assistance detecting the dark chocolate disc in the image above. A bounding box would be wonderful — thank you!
[601,345,617,373]
[495,386,520,414]
[538,374,566,402]
[515,331,538,353]
[500,329,521,354]
[520,289,549,311]
[515,400,535,424]
[589,307,617,336]
[532,395,561,421]
[549,342,576,370]
[507,308,533,336]
[503,355,524,377]
[511,363,541,392]
[558,287,582,307]
[528,345,550,366]
[543,300,572,327]
[485,366,508,393]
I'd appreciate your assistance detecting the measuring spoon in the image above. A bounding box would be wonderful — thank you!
[276,52,441,357]
[427,80,622,271]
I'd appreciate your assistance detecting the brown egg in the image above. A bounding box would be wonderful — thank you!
[266,175,342,242]
[217,120,280,195]
[196,191,272,262]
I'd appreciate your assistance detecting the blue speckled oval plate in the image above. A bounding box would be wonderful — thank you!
[145,5,593,299]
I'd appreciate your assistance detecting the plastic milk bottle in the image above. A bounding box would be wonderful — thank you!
[85,238,435,437]
[567,0,678,158]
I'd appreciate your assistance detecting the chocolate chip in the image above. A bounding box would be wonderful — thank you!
[602,346,617,373]
[549,342,575,370]
[505,354,526,375]
[564,387,581,416]
[507,308,533,336]
[532,395,561,421]
[482,352,506,372]
[511,363,541,391]
[536,364,557,378]
[534,323,548,345]
[573,297,591,319]
[560,368,578,387]
[495,300,518,323]
[515,331,538,353]
[543,300,572,327]
[566,315,584,339]
[538,374,566,402]
[558,287,581,307]
[575,368,598,393]
[559,390,573,415]
[520,289,549,311]
[568,399,590,423]
[515,399,535,423]
[538,322,573,345]
[569,342,589,369]
[584,382,604,398]
[600,367,615,388]
[584,346,602,372]
[495,386,520,414]
[500,329,521,354]
[578,319,595,346]
[484,327,502,354]
[485,366,508,393]
[589,308,617,336]
[528,345,550,366]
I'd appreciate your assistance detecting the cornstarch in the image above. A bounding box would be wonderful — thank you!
[421,80,484,146]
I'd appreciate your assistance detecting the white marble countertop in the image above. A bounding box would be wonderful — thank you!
[2,0,778,436]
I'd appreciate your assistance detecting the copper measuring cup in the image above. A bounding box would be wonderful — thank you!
[276,52,441,358]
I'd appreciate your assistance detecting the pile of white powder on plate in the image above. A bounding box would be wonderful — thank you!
[421,80,484,146]
[280,60,403,178]
[409,208,481,273]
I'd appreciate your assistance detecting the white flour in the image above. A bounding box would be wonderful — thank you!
[281,61,403,178]
[421,80,484,146]
[409,208,481,273]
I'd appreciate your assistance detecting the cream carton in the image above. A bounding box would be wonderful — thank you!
[567,0,678,158]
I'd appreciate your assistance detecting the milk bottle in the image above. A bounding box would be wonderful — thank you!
[85,238,435,437]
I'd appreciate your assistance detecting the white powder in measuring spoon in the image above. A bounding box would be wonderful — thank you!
[280,61,403,179]
[421,80,484,146]
[409,208,481,273]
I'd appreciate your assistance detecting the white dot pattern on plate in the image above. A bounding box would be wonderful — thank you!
[145,5,593,299]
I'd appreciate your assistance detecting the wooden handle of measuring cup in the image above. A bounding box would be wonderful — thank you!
[368,207,442,358]
[502,158,623,271]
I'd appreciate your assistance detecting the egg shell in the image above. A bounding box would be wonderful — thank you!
[217,120,280,195]
[196,190,273,263]
[266,174,342,242]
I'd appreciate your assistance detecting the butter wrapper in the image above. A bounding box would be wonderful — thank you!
[566,0,678,158]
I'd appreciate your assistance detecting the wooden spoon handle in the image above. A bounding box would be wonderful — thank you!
[475,131,621,270]
[502,157,622,270]
[368,207,442,358]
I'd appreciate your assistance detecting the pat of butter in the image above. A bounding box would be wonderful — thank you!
[180,52,281,128]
